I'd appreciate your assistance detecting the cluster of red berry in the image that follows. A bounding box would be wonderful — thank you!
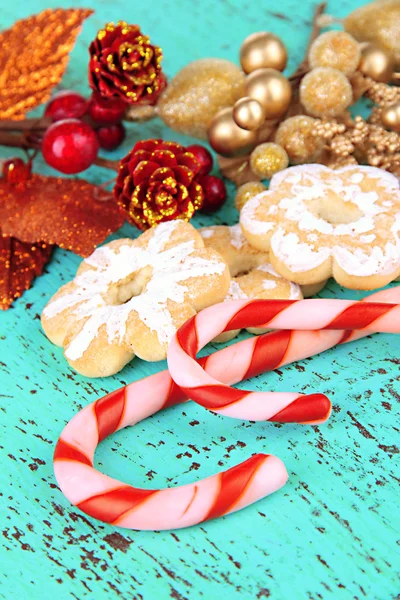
[40,91,227,214]
[185,144,227,213]
[42,91,127,175]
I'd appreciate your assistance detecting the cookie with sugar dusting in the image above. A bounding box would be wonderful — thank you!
[200,224,324,296]
[199,224,304,342]
[42,221,230,377]
[240,164,400,289]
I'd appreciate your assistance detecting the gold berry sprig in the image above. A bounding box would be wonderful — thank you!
[206,2,400,193]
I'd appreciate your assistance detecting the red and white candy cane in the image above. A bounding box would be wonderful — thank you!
[54,287,399,530]
[167,294,399,420]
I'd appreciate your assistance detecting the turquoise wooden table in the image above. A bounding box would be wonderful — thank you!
[1,1,399,598]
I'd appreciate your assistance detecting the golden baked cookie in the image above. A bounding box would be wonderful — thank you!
[240,165,400,289]
[200,223,325,296]
[200,224,304,342]
[42,221,230,377]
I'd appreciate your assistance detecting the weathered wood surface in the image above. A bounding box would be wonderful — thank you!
[0,1,399,598]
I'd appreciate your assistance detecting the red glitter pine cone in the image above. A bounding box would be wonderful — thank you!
[88,21,166,105]
[114,139,205,230]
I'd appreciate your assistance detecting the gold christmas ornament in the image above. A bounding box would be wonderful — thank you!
[240,32,288,74]
[308,31,361,76]
[249,142,289,179]
[208,107,258,157]
[381,102,400,132]
[157,58,245,139]
[344,0,400,64]
[299,67,353,118]
[235,181,267,211]
[275,115,324,164]
[232,97,266,131]
[358,44,394,83]
[245,68,292,119]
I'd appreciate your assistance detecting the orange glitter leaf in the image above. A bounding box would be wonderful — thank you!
[0,233,53,310]
[0,174,125,257]
[0,8,93,120]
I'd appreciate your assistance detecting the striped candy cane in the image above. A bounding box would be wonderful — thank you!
[54,287,399,530]
[168,294,400,420]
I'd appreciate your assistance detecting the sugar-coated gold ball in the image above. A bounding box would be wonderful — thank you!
[157,58,245,139]
[300,67,353,118]
[232,97,266,131]
[245,68,292,119]
[249,142,289,179]
[275,115,324,164]
[235,181,267,211]
[344,1,400,63]
[309,31,361,76]
[381,102,400,132]
[240,32,288,74]
[358,44,394,83]
[208,107,259,158]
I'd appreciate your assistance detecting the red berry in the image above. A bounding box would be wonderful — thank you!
[96,123,126,151]
[45,91,88,121]
[199,175,227,213]
[87,92,127,125]
[3,158,32,184]
[42,119,99,174]
[186,144,213,175]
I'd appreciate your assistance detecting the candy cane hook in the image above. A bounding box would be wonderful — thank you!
[54,287,399,530]
[167,293,400,420]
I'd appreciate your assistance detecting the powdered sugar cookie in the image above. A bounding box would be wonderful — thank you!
[200,225,303,342]
[42,221,230,377]
[200,224,325,296]
[240,165,400,289]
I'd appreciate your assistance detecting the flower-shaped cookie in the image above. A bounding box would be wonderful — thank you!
[42,221,230,377]
[200,225,303,342]
[240,165,400,289]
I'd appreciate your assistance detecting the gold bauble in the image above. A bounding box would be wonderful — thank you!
[245,68,292,119]
[157,59,245,139]
[299,67,352,118]
[358,44,394,83]
[232,97,266,131]
[344,0,400,64]
[249,142,289,179]
[240,32,288,73]
[235,181,266,211]
[208,108,259,158]
[308,31,361,76]
[381,102,400,132]
[275,115,324,164]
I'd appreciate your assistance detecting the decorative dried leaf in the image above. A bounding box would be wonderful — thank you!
[0,174,125,257]
[0,233,53,310]
[0,8,93,120]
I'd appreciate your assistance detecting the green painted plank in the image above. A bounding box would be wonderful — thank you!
[0,1,399,599]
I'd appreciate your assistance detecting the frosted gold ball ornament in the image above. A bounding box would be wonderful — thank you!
[232,97,266,131]
[344,0,400,63]
[299,67,353,118]
[245,68,292,119]
[157,59,245,139]
[250,142,289,179]
[275,115,324,164]
[381,102,400,132]
[308,31,361,76]
[240,32,288,74]
[235,181,267,211]
[358,44,394,83]
[208,107,258,157]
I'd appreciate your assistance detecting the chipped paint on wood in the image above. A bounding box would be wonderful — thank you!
[0,0,399,598]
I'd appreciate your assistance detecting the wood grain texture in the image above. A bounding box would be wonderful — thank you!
[0,1,399,598]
